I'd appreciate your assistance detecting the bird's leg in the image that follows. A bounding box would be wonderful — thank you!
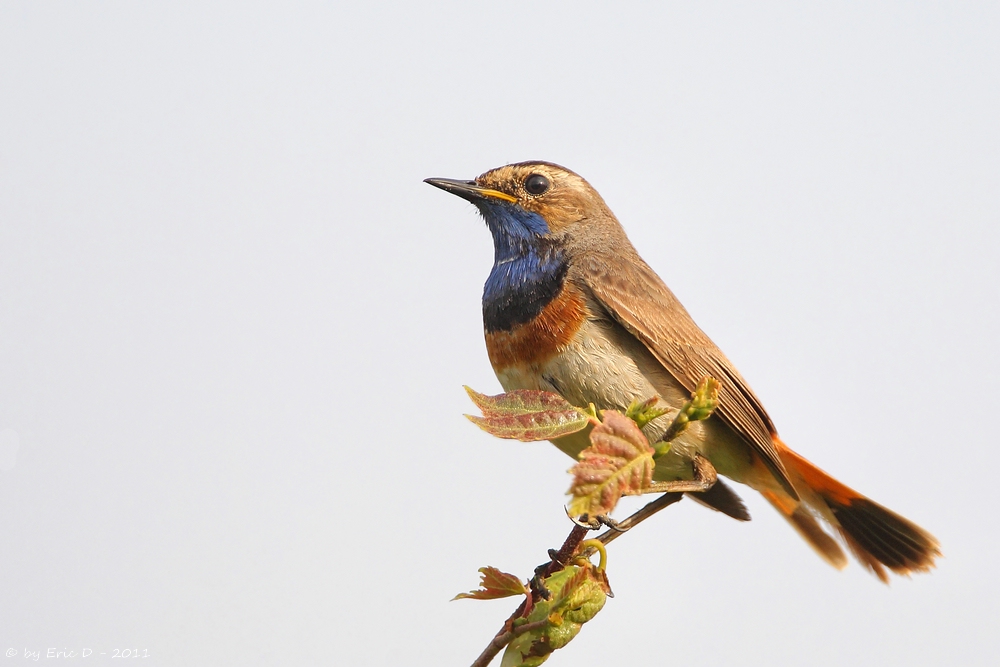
[592,456,718,547]
[590,514,626,532]
[594,492,684,547]
[643,454,717,494]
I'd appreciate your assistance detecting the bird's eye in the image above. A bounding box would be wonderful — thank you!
[524,173,550,196]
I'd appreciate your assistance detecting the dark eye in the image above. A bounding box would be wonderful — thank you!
[524,173,550,196]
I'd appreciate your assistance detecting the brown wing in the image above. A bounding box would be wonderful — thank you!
[576,251,797,498]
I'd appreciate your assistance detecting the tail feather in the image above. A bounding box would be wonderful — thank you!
[777,442,941,583]
[831,497,940,583]
[761,490,848,570]
[689,479,752,522]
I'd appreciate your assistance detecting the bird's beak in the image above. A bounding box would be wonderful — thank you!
[423,177,517,204]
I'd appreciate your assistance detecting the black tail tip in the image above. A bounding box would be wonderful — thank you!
[831,497,941,583]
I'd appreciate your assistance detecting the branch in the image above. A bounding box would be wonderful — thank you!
[469,617,552,667]
[597,492,684,547]
[469,494,689,667]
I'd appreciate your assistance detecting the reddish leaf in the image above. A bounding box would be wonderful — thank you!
[567,411,656,517]
[464,387,593,442]
[453,566,528,601]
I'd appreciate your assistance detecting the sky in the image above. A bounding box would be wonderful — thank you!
[1,2,998,666]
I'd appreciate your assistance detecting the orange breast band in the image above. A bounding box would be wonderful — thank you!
[485,284,589,371]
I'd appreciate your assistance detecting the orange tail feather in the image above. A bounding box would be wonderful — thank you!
[760,489,848,570]
[776,439,941,583]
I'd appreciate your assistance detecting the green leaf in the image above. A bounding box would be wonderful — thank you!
[624,396,670,430]
[453,566,528,601]
[500,561,610,667]
[657,377,720,448]
[464,387,593,442]
[566,411,656,517]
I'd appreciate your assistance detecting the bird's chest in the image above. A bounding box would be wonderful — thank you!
[487,292,667,412]
[484,278,587,369]
[480,250,686,414]
[481,248,579,370]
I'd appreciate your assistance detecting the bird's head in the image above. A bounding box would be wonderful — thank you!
[425,161,612,258]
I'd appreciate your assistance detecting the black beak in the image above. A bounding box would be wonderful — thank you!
[424,177,517,204]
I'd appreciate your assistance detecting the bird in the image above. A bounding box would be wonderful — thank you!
[425,161,940,582]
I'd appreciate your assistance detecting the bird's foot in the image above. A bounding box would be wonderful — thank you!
[565,509,625,532]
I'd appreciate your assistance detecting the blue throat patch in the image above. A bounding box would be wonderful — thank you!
[478,203,568,333]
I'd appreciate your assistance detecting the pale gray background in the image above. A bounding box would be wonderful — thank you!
[1,3,997,666]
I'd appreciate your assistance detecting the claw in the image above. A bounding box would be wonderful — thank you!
[594,515,627,532]
[565,507,602,529]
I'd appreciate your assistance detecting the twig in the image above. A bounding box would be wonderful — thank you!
[470,491,689,666]
[468,523,591,667]
[469,615,552,667]
[533,523,589,593]
[597,491,684,546]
